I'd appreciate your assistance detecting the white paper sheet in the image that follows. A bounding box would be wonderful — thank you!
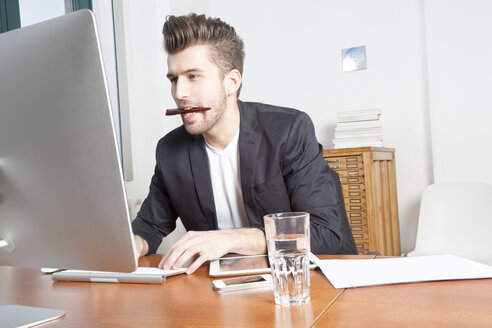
[310,254,492,289]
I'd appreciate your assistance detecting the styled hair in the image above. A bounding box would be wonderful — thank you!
[162,13,245,94]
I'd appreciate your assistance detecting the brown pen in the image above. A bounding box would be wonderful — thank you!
[165,107,211,116]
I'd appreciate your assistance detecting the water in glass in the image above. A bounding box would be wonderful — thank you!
[267,234,310,306]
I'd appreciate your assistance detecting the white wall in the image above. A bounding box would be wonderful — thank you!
[208,0,433,255]
[116,1,184,253]
[425,0,492,185]
[120,0,490,255]
[92,1,121,149]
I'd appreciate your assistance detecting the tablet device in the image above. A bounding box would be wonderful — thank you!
[210,255,270,277]
[212,274,273,292]
[0,305,65,328]
[209,254,317,277]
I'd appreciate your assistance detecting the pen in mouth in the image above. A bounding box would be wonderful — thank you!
[165,107,211,116]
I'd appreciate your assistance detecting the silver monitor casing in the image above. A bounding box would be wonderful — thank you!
[0,10,138,272]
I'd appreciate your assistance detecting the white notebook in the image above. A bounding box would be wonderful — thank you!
[51,267,187,284]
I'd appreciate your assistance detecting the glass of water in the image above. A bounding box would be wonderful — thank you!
[264,212,310,306]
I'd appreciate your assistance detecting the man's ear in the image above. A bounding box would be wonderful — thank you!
[224,69,242,97]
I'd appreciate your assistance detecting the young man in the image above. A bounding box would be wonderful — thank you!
[132,13,357,274]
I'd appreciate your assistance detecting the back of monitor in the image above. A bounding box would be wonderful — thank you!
[0,10,137,272]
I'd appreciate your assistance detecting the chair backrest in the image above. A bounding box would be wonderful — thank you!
[408,182,492,265]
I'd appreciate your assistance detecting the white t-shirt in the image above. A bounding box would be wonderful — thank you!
[204,132,250,230]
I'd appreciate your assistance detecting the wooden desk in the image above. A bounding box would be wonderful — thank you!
[314,274,492,327]
[3,255,491,327]
[0,255,366,327]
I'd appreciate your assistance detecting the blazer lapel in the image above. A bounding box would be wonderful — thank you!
[189,136,217,229]
[238,101,261,222]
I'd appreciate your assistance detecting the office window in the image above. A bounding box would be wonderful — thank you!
[0,0,91,33]
[0,0,20,33]
[1,0,131,180]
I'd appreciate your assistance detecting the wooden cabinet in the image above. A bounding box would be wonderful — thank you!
[323,147,401,256]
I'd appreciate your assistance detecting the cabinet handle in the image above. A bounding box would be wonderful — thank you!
[329,165,342,169]
[326,158,341,163]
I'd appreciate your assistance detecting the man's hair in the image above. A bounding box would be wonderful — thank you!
[163,13,245,93]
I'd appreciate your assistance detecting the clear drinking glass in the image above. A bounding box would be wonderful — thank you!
[264,212,310,306]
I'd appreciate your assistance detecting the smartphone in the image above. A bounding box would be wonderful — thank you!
[212,274,272,292]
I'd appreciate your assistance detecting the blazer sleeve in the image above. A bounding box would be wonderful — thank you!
[282,112,357,254]
[131,141,179,255]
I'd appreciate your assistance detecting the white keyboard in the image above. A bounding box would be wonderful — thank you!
[63,267,186,275]
[50,267,187,284]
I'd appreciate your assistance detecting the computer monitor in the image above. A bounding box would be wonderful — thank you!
[0,10,138,272]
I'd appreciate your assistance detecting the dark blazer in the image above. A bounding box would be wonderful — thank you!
[132,101,357,255]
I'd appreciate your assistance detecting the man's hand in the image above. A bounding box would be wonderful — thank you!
[159,228,266,274]
[134,235,149,258]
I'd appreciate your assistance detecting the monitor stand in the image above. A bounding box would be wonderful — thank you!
[0,233,14,252]
[1,237,65,326]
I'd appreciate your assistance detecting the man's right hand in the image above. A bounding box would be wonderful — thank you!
[134,235,149,258]
[159,228,266,275]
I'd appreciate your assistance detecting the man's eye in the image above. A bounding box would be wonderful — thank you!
[189,74,197,80]
[169,78,177,84]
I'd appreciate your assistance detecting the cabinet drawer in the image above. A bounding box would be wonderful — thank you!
[352,232,369,241]
[347,211,367,219]
[350,225,368,233]
[335,169,364,178]
[346,197,366,205]
[328,162,364,170]
[356,242,370,254]
[343,190,366,198]
[342,184,365,192]
[349,218,368,226]
[324,155,362,165]
[340,176,365,184]
[346,204,367,212]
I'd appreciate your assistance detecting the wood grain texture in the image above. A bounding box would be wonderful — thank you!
[5,255,489,327]
[0,255,363,327]
[323,147,401,256]
[387,154,401,255]
[314,278,492,327]
[322,147,395,157]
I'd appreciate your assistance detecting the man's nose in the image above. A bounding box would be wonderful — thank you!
[174,78,190,100]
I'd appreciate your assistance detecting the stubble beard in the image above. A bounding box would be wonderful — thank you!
[182,86,227,135]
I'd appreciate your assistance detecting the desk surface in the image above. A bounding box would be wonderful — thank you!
[2,255,492,327]
[315,273,492,327]
[0,255,365,327]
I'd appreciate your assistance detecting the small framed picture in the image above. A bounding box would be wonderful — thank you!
[342,45,367,72]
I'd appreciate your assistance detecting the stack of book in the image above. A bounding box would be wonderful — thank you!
[333,108,382,149]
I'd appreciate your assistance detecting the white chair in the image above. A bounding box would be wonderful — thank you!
[407,182,492,266]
